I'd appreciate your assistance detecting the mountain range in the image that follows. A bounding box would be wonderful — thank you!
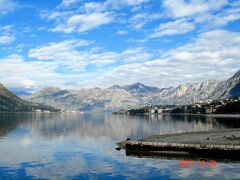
[24,69,240,112]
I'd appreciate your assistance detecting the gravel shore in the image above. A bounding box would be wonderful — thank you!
[141,129,240,145]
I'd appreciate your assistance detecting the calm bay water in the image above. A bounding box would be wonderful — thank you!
[0,113,240,179]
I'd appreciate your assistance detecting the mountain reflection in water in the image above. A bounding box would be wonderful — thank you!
[0,113,240,179]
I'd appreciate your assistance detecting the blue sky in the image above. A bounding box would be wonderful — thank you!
[0,0,240,92]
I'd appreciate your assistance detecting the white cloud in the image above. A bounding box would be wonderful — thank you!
[156,0,240,43]
[164,30,240,64]
[1,77,37,90]
[128,13,163,30]
[0,0,18,15]
[28,39,93,70]
[117,30,128,35]
[82,0,148,13]
[42,0,151,34]
[194,6,240,27]
[51,12,113,33]
[58,0,148,11]
[28,39,152,81]
[29,39,91,55]
[15,43,25,52]
[41,0,115,34]
[0,35,15,44]
[151,19,195,38]
[28,40,151,69]
[163,0,228,18]
[83,2,105,12]
[59,0,80,8]
[120,47,153,62]
[0,54,57,90]
[104,0,148,9]
[0,53,97,90]
[68,12,112,32]
[0,25,15,44]
[160,0,240,32]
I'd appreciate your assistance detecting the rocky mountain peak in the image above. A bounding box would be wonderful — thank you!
[39,87,61,93]
[108,85,122,89]
[123,82,160,94]
[230,70,240,80]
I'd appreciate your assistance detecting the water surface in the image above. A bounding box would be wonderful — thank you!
[0,113,240,179]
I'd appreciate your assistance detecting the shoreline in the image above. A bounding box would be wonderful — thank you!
[117,113,240,118]
[171,113,240,118]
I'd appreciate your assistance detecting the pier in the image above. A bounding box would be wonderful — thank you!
[118,129,240,160]
[126,140,240,151]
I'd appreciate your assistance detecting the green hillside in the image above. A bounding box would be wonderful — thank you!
[0,83,59,112]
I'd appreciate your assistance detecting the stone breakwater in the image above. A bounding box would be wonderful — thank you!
[126,140,240,151]
[117,129,240,160]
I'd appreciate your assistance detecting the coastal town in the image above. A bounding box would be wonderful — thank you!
[113,97,240,115]
[34,109,85,114]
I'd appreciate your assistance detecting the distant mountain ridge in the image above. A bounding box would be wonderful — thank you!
[26,70,240,111]
[28,86,142,112]
[150,80,221,105]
